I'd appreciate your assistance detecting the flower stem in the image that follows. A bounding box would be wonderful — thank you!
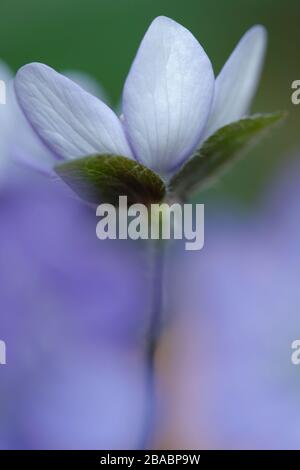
[140,239,166,450]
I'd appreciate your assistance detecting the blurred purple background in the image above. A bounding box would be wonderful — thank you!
[0,167,152,449]
[158,158,300,449]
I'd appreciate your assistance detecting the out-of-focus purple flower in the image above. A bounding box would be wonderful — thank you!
[165,158,300,450]
[15,17,266,178]
[0,164,151,450]
[20,350,146,450]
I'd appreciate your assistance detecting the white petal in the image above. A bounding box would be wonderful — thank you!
[203,25,267,140]
[15,63,133,161]
[63,70,110,105]
[10,87,56,175]
[122,16,214,176]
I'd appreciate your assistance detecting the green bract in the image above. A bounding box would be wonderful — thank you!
[56,112,287,205]
[170,112,287,199]
[55,155,166,206]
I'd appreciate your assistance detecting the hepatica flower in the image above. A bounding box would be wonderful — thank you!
[10,17,288,450]
[15,16,285,204]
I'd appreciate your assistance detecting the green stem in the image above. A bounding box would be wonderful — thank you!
[140,240,165,450]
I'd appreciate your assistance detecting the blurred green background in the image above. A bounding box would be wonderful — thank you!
[1,0,299,206]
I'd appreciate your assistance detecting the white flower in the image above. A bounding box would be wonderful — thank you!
[15,16,266,179]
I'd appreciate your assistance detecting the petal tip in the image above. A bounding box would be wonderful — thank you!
[150,16,180,26]
[16,62,47,77]
[148,15,196,37]
[15,62,50,95]
[244,24,268,48]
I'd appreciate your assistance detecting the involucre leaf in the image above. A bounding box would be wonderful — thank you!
[170,112,287,199]
[55,154,166,206]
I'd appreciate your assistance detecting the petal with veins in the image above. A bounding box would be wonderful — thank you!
[10,87,57,176]
[63,70,110,105]
[123,16,214,176]
[15,63,133,161]
[203,25,267,140]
